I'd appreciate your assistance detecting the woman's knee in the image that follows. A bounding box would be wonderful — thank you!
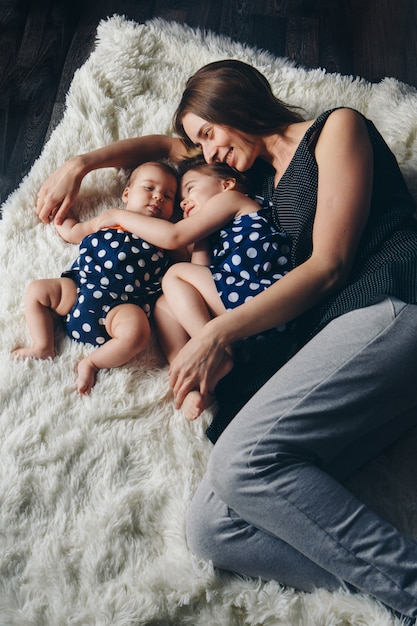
[206,422,310,509]
[186,480,224,561]
[205,439,249,507]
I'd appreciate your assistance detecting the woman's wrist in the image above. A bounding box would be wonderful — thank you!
[203,315,233,352]
[73,152,95,178]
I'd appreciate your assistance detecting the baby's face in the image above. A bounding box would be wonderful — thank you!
[180,170,226,218]
[123,164,177,221]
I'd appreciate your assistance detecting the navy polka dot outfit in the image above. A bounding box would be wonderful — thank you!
[208,200,292,340]
[62,227,170,346]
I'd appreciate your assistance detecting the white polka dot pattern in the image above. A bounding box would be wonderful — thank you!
[62,227,170,346]
[209,209,292,338]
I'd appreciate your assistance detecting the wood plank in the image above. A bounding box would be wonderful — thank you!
[285,15,319,69]
[1,0,84,202]
[316,0,354,76]
[348,0,417,84]
[46,0,156,142]
[2,0,417,208]
[0,0,31,195]
[180,1,223,33]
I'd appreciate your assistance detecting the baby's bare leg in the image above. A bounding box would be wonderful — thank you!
[12,277,77,360]
[162,262,227,336]
[154,295,220,421]
[162,263,233,420]
[153,295,191,364]
[76,303,150,394]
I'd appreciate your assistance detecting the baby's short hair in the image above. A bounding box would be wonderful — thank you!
[177,156,249,192]
[127,160,178,186]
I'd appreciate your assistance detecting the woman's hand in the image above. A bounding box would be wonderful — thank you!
[36,156,86,225]
[168,324,232,409]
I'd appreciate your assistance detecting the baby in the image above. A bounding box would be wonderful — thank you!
[12,161,178,394]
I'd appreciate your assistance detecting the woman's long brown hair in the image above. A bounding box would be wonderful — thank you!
[173,59,304,148]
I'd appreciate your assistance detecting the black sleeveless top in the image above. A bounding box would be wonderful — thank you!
[261,108,417,343]
[206,109,417,443]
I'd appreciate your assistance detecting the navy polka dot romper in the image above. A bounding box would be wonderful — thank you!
[62,227,170,346]
[208,202,292,339]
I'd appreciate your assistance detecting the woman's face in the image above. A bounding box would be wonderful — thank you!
[182,113,259,172]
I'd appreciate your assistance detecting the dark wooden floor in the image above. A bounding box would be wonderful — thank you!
[1,0,417,207]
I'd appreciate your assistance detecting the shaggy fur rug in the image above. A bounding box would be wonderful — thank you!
[1,15,417,626]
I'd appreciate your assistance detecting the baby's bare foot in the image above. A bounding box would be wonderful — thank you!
[11,346,55,360]
[76,358,98,395]
[180,349,233,421]
[182,390,213,421]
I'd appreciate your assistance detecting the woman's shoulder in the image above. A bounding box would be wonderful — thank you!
[313,108,370,153]
[291,108,365,155]
[315,107,366,136]
[323,107,364,125]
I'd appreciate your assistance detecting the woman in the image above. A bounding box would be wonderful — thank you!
[37,60,417,621]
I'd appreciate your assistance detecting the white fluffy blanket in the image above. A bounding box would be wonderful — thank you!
[1,15,417,626]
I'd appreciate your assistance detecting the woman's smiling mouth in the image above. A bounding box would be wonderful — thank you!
[224,148,234,167]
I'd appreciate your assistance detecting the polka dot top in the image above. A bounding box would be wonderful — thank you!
[208,206,292,334]
[62,227,170,346]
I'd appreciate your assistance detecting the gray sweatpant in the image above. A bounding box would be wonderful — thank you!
[186,297,417,620]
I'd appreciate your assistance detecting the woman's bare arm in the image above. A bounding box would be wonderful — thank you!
[36,135,187,225]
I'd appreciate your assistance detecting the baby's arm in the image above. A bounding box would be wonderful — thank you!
[94,190,247,250]
[55,211,102,244]
[191,239,211,266]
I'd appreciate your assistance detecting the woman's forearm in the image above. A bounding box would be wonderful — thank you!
[76,135,185,172]
[168,257,340,405]
[37,135,186,225]
[205,256,341,349]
